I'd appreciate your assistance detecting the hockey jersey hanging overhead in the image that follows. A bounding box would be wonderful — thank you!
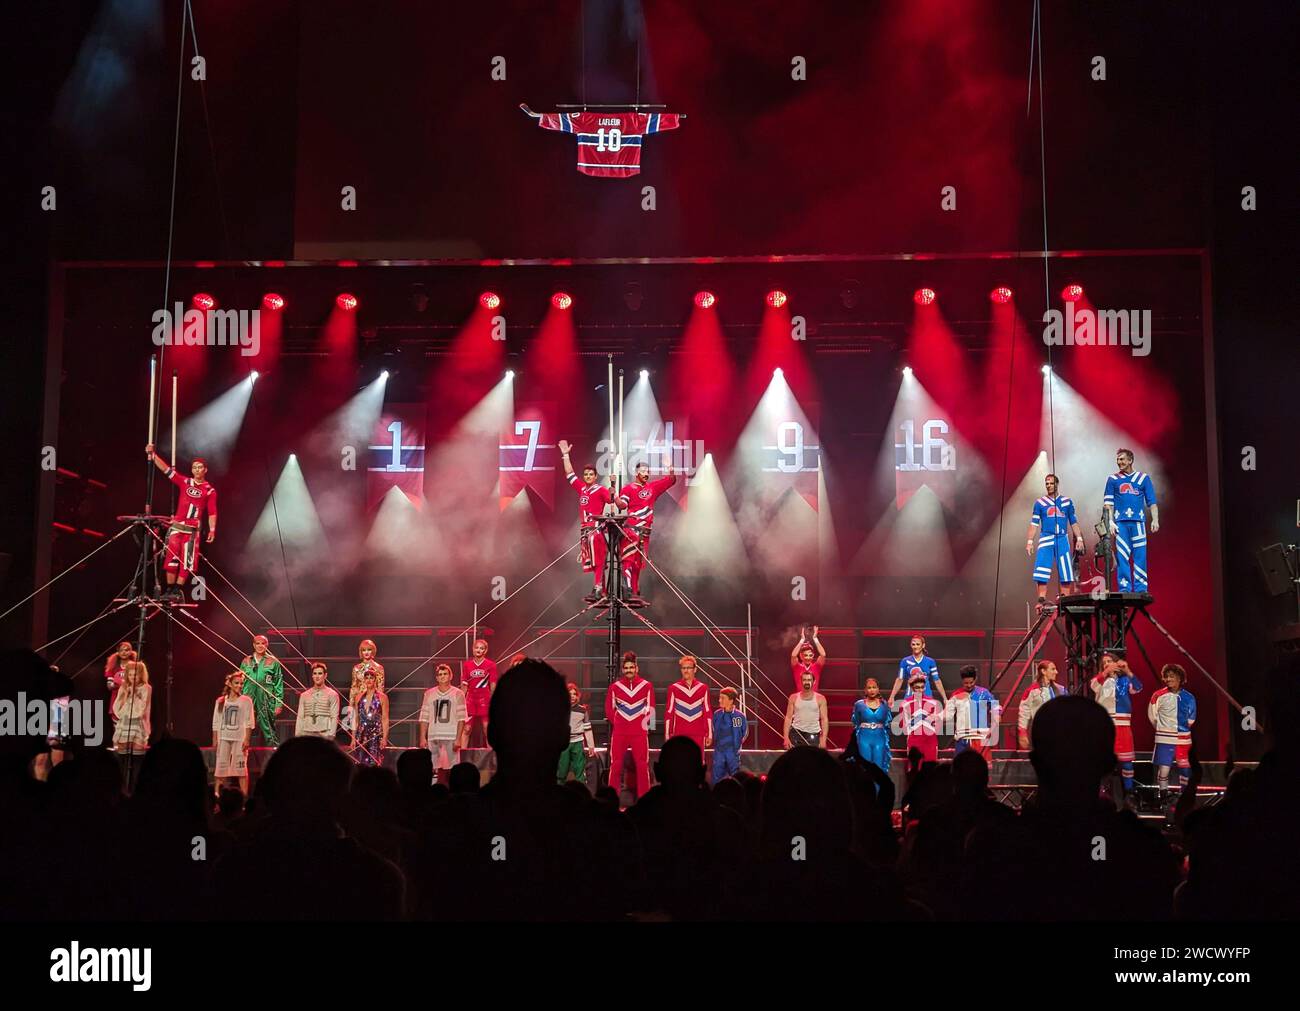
[520,104,684,178]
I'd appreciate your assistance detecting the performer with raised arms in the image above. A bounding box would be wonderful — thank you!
[146,443,217,601]
[789,625,826,691]
[350,639,385,709]
[558,440,627,604]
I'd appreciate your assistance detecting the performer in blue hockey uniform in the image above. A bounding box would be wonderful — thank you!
[1103,448,1159,592]
[851,677,892,775]
[887,634,948,707]
[1027,473,1086,613]
[710,687,748,782]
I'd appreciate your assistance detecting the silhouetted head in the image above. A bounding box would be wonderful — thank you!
[396,747,433,790]
[258,736,352,824]
[134,737,209,824]
[951,747,990,794]
[449,762,481,794]
[712,776,747,818]
[655,736,706,790]
[487,660,569,778]
[761,746,853,861]
[1030,695,1115,795]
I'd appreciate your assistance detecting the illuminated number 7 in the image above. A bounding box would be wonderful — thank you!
[386,420,403,471]
[515,421,541,471]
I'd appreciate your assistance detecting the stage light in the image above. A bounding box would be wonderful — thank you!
[1042,364,1052,375]
[380,369,389,379]
[192,292,216,311]
[551,291,573,310]
[694,290,716,309]
[990,286,1014,304]
[250,371,259,382]
[913,287,936,306]
[505,369,515,380]
[766,289,788,308]
[639,369,649,379]
[1061,283,1084,302]
[902,365,913,377]
[262,292,285,312]
[479,291,501,310]
[773,367,784,378]
[288,453,296,462]
[336,293,358,312]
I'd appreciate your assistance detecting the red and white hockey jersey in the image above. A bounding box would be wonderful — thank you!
[531,110,683,178]
[605,676,655,735]
[665,678,710,741]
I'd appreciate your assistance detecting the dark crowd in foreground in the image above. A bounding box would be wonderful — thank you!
[1,650,1296,922]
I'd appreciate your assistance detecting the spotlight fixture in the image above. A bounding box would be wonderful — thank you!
[551,291,573,310]
[505,369,515,380]
[479,291,501,310]
[409,283,429,313]
[639,369,649,379]
[902,365,913,377]
[192,292,216,311]
[766,289,788,309]
[1042,364,1052,375]
[839,279,861,310]
[250,371,260,382]
[1061,283,1084,302]
[694,290,716,309]
[913,288,936,306]
[262,292,285,312]
[336,293,359,312]
[773,367,784,378]
[990,286,1014,304]
[380,370,390,379]
[623,281,644,311]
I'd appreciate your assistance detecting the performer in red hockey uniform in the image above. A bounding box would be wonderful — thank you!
[896,672,941,764]
[146,443,217,600]
[618,460,676,605]
[558,440,627,603]
[664,654,711,754]
[461,638,499,749]
[789,625,827,691]
[605,651,655,800]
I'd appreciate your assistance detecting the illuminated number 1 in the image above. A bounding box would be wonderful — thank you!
[897,420,917,470]
[386,421,403,471]
[515,420,541,471]
[776,421,804,473]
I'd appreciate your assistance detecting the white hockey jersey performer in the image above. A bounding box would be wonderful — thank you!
[1017,660,1067,750]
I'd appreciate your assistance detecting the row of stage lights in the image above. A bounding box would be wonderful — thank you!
[191,284,1088,315]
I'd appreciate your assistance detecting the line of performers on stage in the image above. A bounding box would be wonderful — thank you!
[138,437,1157,616]
[101,623,1196,806]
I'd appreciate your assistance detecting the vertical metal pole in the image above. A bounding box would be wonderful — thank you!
[745,603,752,747]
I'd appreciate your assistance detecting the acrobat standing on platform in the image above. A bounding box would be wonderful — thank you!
[146,443,217,600]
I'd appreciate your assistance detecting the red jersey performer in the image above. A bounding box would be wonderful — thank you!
[461,638,500,749]
[605,651,655,800]
[617,460,676,605]
[664,654,711,754]
[789,625,827,691]
[146,443,217,601]
[558,440,627,604]
[896,672,941,764]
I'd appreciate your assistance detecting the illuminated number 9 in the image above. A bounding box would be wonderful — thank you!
[777,421,804,473]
